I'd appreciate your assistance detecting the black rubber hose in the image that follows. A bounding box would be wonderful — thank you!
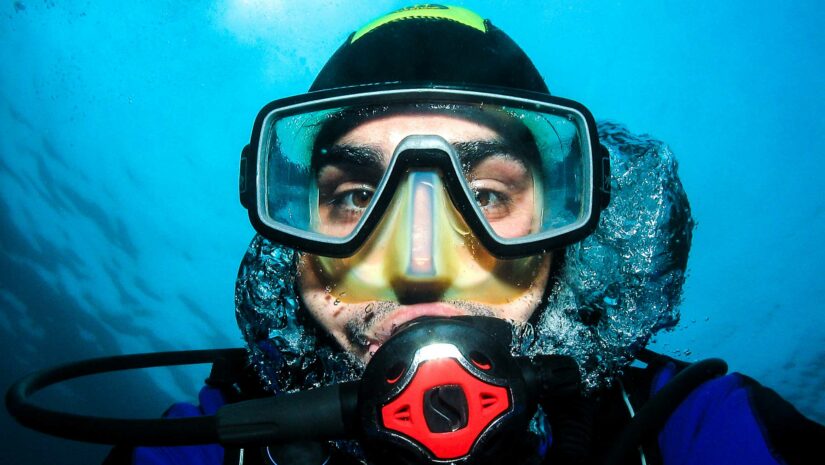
[6,349,240,445]
[217,381,358,446]
[6,348,359,447]
[544,394,597,465]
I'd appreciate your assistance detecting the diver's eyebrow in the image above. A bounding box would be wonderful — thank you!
[453,140,529,168]
[312,144,385,171]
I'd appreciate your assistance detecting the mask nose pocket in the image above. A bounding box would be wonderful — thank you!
[406,171,438,277]
[386,170,460,304]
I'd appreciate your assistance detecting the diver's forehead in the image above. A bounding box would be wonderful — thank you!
[334,113,501,162]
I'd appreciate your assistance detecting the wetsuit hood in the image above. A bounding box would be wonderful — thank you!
[309,4,549,94]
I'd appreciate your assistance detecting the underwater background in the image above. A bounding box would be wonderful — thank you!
[1,1,822,464]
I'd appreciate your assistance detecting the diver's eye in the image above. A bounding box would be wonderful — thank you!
[329,185,375,212]
[472,188,512,220]
[474,189,502,207]
[340,188,374,209]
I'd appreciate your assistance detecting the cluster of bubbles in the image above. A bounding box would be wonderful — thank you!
[234,240,363,393]
[514,121,694,390]
[235,122,694,394]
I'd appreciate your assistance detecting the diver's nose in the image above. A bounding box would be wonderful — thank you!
[385,171,459,303]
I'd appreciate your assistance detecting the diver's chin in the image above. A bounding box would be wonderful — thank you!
[362,303,469,360]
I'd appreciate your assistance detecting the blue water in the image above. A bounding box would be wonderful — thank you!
[1,1,822,463]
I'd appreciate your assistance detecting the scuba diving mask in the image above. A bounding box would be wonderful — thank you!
[239,85,611,260]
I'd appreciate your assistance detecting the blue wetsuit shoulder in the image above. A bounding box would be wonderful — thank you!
[652,361,823,465]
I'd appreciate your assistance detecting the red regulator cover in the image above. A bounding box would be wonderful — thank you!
[380,357,510,460]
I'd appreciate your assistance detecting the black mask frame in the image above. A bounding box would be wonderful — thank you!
[239,84,611,258]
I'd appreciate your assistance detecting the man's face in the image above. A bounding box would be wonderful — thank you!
[298,113,552,362]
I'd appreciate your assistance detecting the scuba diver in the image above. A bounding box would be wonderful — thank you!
[6,4,822,465]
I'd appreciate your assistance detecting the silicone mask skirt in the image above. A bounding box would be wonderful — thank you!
[235,122,693,394]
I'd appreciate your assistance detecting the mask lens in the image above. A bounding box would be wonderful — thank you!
[255,93,594,246]
[259,106,385,239]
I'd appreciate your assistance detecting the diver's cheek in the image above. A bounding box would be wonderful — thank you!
[490,253,552,322]
[297,254,357,352]
[300,292,363,356]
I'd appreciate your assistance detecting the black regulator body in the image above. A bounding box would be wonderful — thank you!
[358,317,541,464]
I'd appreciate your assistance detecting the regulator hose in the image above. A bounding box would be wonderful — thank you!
[5,349,232,445]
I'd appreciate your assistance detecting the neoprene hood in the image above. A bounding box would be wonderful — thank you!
[309,5,549,93]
